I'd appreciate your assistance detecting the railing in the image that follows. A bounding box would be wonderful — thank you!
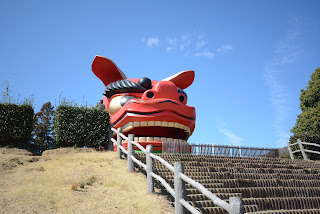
[162,142,192,154]
[288,139,320,160]
[162,142,279,158]
[110,127,244,214]
[191,144,279,158]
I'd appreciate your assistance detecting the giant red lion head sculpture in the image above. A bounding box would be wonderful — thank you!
[92,55,196,152]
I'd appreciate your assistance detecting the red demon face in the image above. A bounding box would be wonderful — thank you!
[92,55,196,151]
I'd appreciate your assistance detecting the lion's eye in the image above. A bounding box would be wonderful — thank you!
[108,96,138,115]
[120,96,137,106]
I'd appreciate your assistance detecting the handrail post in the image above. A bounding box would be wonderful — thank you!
[146,144,154,193]
[229,196,244,214]
[287,142,294,159]
[174,162,186,214]
[298,139,309,160]
[127,134,135,172]
[108,124,114,151]
[116,128,123,159]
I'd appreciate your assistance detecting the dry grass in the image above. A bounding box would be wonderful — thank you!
[0,147,174,214]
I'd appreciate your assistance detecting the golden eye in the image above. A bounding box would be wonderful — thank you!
[108,96,123,115]
[108,96,138,115]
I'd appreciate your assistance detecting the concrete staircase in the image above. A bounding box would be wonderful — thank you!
[136,153,320,214]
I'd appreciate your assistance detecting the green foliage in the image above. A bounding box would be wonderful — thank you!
[71,175,97,191]
[38,166,45,171]
[85,175,97,186]
[1,157,24,170]
[1,81,110,152]
[0,103,34,148]
[1,81,34,107]
[53,103,110,149]
[0,81,34,150]
[290,67,320,160]
[32,102,55,152]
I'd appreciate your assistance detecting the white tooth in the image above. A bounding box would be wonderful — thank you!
[133,121,140,127]
[134,137,139,142]
[160,137,167,142]
[122,122,133,132]
[139,137,146,142]
[147,137,154,142]
[179,139,184,143]
[167,138,173,142]
[186,127,191,135]
[155,121,162,126]
[141,121,147,126]
[174,139,179,143]
[147,121,155,126]
[161,121,168,127]
[168,122,175,127]
[183,125,188,131]
[180,124,185,130]
[174,123,180,128]
[154,137,160,141]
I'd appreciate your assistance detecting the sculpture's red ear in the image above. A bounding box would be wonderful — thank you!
[162,70,195,89]
[92,55,127,86]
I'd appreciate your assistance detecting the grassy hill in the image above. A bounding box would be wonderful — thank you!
[0,147,174,214]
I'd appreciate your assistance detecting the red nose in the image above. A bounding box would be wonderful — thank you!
[141,81,180,102]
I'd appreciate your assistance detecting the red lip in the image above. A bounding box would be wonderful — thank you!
[111,98,196,140]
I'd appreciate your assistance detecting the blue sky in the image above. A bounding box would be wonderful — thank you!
[1,1,319,148]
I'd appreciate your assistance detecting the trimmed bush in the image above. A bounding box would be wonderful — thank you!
[54,105,110,149]
[0,103,34,148]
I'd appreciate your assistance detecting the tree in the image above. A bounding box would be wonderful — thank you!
[32,102,55,152]
[290,67,320,160]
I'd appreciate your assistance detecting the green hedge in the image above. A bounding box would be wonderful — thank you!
[54,105,110,149]
[0,103,34,148]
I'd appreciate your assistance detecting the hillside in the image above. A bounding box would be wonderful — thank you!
[0,148,174,214]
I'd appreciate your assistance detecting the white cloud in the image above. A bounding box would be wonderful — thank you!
[166,46,173,52]
[195,50,215,59]
[145,37,160,47]
[272,19,302,66]
[272,41,302,65]
[264,67,291,147]
[168,37,177,45]
[217,44,233,53]
[196,40,207,50]
[216,120,244,146]
[143,33,234,60]
[179,33,192,50]
[263,17,303,147]
[165,33,215,59]
[218,128,244,146]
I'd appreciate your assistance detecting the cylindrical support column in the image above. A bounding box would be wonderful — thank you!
[174,162,186,214]
[298,139,309,160]
[127,134,135,172]
[146,144,154,193]
[229,196,244,214]
[287,142,294,159]
[108,124,114,151]
[116,127,123,159]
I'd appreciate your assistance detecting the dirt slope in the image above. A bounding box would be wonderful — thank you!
[0,147,174,214]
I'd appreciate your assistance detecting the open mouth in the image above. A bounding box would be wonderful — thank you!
[119,120,191,143]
